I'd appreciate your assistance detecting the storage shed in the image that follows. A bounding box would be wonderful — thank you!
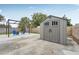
[40,15,67,45]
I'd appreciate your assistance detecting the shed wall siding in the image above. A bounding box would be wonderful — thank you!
[59,19,67,44]
[40,23,44,40]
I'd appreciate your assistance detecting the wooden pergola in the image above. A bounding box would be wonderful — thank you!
[6,19,31,37]
[6,19,20,37]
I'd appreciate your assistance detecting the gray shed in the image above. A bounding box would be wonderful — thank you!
[40,15,67,45]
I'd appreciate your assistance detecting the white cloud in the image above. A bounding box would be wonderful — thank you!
[28,6,36,10]
[0,9,2,13]
[28,6,34,9]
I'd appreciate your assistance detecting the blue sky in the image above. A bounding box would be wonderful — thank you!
[0,4,79,27]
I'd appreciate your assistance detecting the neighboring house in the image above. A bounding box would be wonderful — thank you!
[40,15,67,45]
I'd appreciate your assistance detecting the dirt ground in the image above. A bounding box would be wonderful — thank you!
[0,33,79,55]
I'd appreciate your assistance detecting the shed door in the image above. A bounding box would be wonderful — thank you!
[44,20,60,43]
[44,21,50,41]
[49,20,60,43]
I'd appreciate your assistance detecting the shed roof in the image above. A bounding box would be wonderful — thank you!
[48,15,67,20]
[40,15,67,25]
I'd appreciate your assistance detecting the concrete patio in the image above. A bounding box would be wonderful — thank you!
[0,33,79,55]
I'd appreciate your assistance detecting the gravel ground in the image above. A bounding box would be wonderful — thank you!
[0,33,79,55]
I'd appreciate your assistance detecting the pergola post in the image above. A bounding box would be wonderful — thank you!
[6,22,7,35]
[29,22,31,34]
[7,19,20,37]
[8,19,10,37]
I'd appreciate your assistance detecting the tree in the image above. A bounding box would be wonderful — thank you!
[63,15,72,26]
[67,19,72,26]
[0,14,5,21]
[32,13,47,27]
[0,14,6,28]
[18,17,30,32]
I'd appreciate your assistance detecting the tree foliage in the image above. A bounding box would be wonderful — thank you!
[0,14,5,21]
[63,15,72,26]
[18,17,30,32]
[67,19,72,26]
[32,13,47,27]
